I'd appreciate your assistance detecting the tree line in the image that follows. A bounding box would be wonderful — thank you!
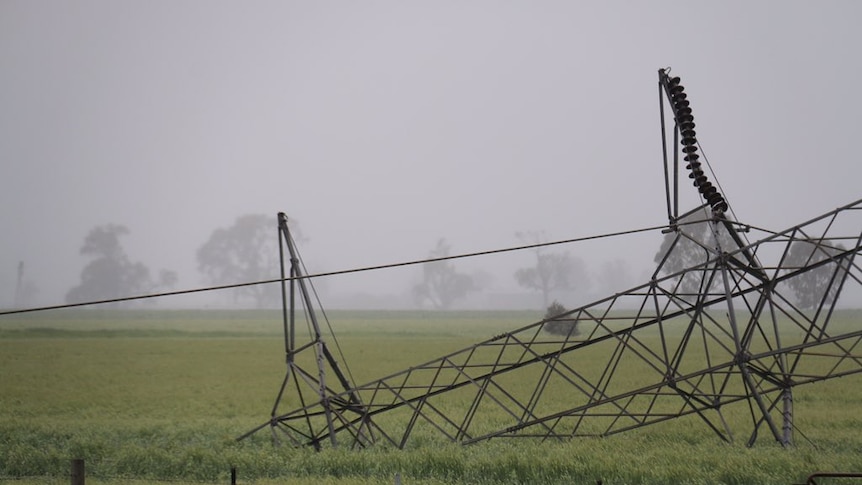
[63,215,595,310]
[64,215,289,308]
[63,214,839,315]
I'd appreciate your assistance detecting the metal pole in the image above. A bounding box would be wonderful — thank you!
[782,386,793,446]
[714,218,785,447]
[658,71,674,224]
[278,213,290,360]
[281,216,339,446]
[71,459,85,485]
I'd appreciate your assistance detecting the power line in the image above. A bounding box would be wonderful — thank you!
[0,223,672,317]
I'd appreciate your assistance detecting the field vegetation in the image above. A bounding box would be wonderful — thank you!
[1,309,861,484]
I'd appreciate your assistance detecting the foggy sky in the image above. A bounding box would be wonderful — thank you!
[2,1,861,309]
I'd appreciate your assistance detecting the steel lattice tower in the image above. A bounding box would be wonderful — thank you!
[240,69,862,449]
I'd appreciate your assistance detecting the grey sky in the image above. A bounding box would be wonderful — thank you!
[2,1,860,308]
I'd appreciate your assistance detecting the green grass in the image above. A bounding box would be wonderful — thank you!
[1,309,861,484]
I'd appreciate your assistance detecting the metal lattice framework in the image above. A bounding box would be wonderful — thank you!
[239,69,862,449]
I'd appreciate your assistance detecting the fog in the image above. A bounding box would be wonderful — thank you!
[2,1,861,310]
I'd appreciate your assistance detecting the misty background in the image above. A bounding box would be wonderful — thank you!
[2,1,861,310]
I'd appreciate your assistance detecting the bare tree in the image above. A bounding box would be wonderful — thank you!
[412,239,476,309]
[197,214,303,308]
[514,231,587,308]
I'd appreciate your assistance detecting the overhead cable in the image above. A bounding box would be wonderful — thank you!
[0,222,674,316]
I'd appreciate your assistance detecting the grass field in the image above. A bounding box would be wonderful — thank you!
[1,309,861,485]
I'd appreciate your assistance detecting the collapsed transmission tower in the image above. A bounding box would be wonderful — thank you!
[240,68,862,449]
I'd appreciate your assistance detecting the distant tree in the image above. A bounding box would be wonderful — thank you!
[594,259,632,296]
[514,231,587,308]
[784,239,847,310]
[653,210,735,299]
[66,224,176,307]
[197,214,302,308]
[412,239,476,309]
[542,300,578,337]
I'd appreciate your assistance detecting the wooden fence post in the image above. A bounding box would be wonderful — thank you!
[231,466,237,485]
[71,459,85,485]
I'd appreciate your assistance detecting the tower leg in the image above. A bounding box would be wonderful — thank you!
[782,386,793,447]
